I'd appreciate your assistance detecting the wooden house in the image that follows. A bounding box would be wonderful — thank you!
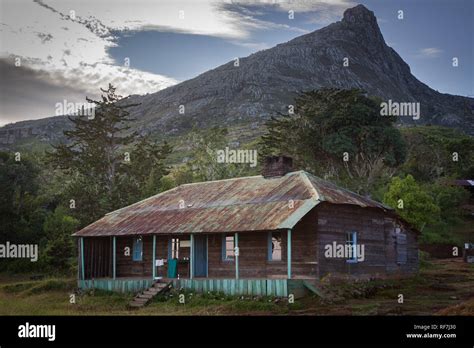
[73,156,419,297]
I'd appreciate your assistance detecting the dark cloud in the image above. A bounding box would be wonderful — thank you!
[0,58,92,125]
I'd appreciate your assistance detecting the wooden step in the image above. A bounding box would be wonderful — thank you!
[128,281,172,309]
[302,280,325,298]
[154,283,168,289]
[137,293,154,299]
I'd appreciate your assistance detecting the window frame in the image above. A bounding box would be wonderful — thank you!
[345,231,358,264]
[222,234,235,261]
[267,231,283,261]
[396,229,408,265]
[168,238,180,260]
[132,237,143,262]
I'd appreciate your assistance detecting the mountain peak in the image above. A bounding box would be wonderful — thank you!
[1,4,472,148]
[342,4,377,25]
[339,4,384,45]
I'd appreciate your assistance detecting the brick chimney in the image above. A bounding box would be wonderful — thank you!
[262,155,293,178]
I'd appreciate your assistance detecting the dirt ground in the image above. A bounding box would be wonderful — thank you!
[291,258,473,315]
[0,258,472,315]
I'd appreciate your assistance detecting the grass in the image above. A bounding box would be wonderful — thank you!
[0,258,472,315]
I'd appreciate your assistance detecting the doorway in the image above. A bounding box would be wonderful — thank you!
[193,235,208,277]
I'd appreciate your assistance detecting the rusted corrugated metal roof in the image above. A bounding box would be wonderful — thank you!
[73,171,392,237]
[305,173,391,210]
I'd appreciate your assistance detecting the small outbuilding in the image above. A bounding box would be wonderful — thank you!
[73,156,419,296]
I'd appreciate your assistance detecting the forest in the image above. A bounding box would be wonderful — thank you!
[1,86,472,276]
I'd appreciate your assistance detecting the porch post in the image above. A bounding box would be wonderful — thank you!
[235,232,239,279]
[190,234,194,279]
[112,236,116,280]
[287,229,292,279]
[152,235,156,280]
[80,237,85,280]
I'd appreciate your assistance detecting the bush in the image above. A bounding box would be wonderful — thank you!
[42,207,79,274]
[383,175,440,230]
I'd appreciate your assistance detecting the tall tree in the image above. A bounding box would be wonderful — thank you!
[48,85,171,225]
[180,126,257,182]
[119,135,172,201]
[50,84,137,190]
[260,88,406,194]
[400,126,474,182]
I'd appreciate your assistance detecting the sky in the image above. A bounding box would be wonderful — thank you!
[0,0,472,126]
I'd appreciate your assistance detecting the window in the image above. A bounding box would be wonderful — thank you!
[170,238,180,259]
[268,232,282,261]
[222,235,235,261]
[168,238,190,260]
[396,230,407,264]
[132,237,143,261]
[346,231,357,263]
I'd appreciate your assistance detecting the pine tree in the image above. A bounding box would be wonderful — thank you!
[48,84,172,225]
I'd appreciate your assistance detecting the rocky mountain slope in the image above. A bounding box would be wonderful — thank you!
[1,4,472,148]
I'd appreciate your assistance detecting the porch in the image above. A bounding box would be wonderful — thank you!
[77,229,318,296]
[77,277,316,297]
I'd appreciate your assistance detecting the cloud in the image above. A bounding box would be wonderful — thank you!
[0,0,356,124]
[416,47,443,58]
[0,0,182,124]
[37,0,249,39]
[0,59,89,126]
[217,2,310,34]
[226,0,354,12]
[225,0,356,25]
[0,0,258,92]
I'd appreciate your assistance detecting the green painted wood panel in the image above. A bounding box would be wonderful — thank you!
[80,238,85,280]
[78,278,289,296]
[77,279,154,293]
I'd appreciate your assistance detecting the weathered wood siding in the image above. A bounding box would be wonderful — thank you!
[80,203,417,281]
[314,203,418,277]
[116,236,153,278]
[115,235,191,278]
[78,279,154,292]
[207,232,289,278]
[384,218,419,274]
[176,279,288,297]
[291,209,319,278]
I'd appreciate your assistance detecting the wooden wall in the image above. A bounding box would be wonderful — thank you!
[206,226,318,279]
[384,217,419,274]
[207,231,290,279]
[115,235,152,278]
[80,203,417,280]
[291,209,319,278]
[314,203,419,278]
[115,235,191,278]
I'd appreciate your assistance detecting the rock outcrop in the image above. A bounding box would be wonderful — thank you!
[1,4,472,148]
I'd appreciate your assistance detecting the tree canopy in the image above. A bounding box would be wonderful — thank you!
[48,84,172,226]
[260,88,406,194]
